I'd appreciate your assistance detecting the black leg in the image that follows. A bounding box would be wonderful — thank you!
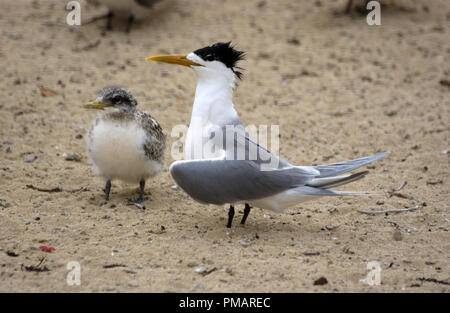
[345,0,353,14]
[105,180,111,201]
[136,179,145,203]
[240,203,252,225]
[226,205,235,228]
[106,10,114,30]
[125,13,135,33]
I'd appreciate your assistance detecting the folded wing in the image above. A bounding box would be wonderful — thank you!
[170,159,317,205]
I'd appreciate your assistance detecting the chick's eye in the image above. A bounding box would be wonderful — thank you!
[111,96,121,104]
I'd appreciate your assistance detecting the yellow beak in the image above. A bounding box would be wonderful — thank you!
[84,100,109,110]
[146,54,203,67]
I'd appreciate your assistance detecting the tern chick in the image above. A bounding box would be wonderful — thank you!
[85,87,166,203]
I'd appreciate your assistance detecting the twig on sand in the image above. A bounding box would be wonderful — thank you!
[69,187,89,193]
[389,192,413,200]
[418,277,450,286]
[358,205,420,215]
[395,181,407,192]
[103,264,127,269]
[26,184,63,193]
[35,256,46,268]
[21,256,49,272]
[386,181,411,199]
[202,267,217,276]
[26,185,88,193]
[127,201,146,210]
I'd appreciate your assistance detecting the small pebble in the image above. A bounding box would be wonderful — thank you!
[189,283,204,292]
[23,156,37,163]
[238,240,251,247]
[303,251,320,256]
[325,224,338,231]
[64,153,81,162]
[328,207,338,213]
[393,231,403,241]
[314,277,328,286]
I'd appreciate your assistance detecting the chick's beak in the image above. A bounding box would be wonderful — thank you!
[84,100,109,110]
[146,54,203,67]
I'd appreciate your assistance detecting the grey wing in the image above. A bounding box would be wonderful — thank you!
[236,129,291,169]
[135,0,160,8]
[218,118,291,169]
[169,159,316,205]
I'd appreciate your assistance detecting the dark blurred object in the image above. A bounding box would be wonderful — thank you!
[87,0,161,33]
[345,0,370,15]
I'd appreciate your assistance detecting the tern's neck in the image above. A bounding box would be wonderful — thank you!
[191,72,238,125]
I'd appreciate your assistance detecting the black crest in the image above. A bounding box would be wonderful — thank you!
[193,42,245,79]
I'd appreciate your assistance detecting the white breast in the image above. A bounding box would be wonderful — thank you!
[87,119,162,183]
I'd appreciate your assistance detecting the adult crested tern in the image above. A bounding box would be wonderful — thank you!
[91,0,161,32]
[84,87,166,203]
[147,42,389,227]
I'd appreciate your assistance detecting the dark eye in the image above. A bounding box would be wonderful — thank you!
[205,53,215,61]
[111,96,122,104]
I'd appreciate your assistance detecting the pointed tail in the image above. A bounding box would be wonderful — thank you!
[307,170,369,189]
[313,152,390,178]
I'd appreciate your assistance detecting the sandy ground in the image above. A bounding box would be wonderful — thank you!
[0,0,448,293]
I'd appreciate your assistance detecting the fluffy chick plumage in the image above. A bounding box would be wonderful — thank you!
[86,87,166,201]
